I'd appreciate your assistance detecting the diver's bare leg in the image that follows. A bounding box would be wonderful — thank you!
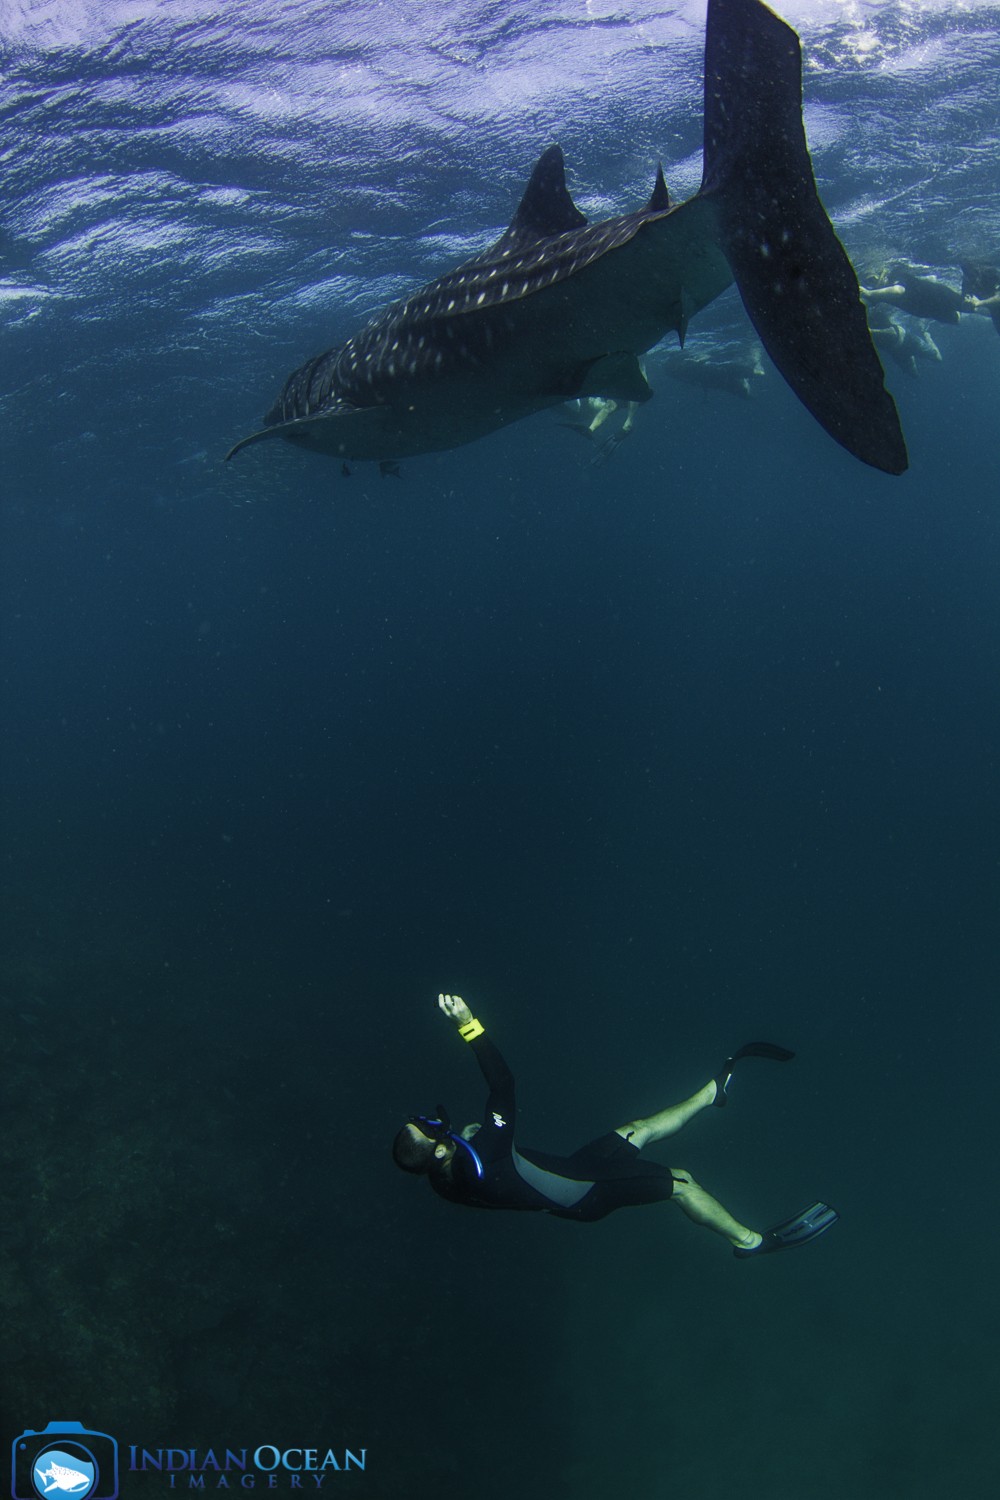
[587,399,618,433]
[615,1080,717,1149]
[670,1170,762,1250]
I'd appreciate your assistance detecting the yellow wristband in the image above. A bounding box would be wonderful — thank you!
[459,1018,485,1042]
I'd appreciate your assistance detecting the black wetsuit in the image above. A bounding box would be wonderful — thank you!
[429,1031,676,1222]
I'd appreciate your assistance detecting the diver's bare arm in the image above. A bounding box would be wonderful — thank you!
[438,994,514,1140]
[438,993,510,1098]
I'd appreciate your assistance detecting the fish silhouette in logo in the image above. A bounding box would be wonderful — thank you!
[36,1461,92,1495]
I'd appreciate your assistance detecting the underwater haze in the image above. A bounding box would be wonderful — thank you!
[2,0,999,1496]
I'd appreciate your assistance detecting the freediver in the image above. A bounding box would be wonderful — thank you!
[393,993,839,1259]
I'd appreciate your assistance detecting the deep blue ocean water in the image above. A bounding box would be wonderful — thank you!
[2,0,999,1495]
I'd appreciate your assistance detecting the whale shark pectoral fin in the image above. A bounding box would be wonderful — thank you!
[574,352,653,404]
[701,0,908,475]
[225,426,281,461]
[225,405,357,462]
[225,419,318,461]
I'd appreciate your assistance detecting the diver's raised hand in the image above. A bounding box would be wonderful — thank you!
[438,992,474,1028]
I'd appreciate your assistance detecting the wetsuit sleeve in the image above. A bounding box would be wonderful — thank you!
[466,1033,516,1163]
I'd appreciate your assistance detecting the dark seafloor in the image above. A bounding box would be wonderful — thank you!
[2,0,1000,1496]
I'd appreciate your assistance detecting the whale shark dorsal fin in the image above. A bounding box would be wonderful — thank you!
[645,164,671,213]
[495,145,588,252]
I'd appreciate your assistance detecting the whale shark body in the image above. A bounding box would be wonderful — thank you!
[227,0,907,476]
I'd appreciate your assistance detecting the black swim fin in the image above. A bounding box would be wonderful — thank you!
[733,1200,839,1258]
[700,0,908,475]
[714,1040,795,1106]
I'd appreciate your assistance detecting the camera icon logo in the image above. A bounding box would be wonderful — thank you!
[11,1422,118,1500]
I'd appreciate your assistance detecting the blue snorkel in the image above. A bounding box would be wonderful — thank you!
[409,1109,485,1180]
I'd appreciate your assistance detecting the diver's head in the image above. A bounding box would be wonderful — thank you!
[391,1111,457,1175]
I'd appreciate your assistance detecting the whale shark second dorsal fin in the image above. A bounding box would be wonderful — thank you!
[645,164,671,213]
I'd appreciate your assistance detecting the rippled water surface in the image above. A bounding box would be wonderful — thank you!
[3,0,999,470]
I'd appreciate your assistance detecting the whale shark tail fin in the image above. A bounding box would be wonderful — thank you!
[700,0,908,475]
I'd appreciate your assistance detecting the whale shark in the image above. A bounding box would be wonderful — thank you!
[227,0,907,476]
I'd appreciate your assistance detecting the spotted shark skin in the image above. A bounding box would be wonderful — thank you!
[228,0,907,476]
